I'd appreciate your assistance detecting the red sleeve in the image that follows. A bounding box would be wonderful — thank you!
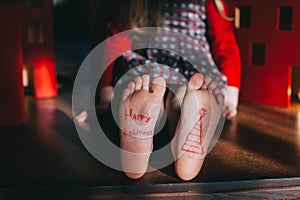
[99,27,132,87]
[206,0,241,89]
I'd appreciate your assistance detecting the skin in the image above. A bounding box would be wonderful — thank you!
[118,73,222,180]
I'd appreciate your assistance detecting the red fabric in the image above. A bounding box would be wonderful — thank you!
[100,28,132,87]
[0,3,25,126]
[206,0,241,89]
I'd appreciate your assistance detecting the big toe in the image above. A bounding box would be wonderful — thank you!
[151,76,166,98]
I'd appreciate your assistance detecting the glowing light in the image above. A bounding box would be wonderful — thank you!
[34,57,57,98]
[22,66,29,87]
[287,86,292,97]
[234,7,241,29]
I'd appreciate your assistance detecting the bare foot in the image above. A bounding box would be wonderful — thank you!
[119,75,166,179]
[171,73,222,181]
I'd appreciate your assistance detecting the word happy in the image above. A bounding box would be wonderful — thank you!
[125,108,151,123]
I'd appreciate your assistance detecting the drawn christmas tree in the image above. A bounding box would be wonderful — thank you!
[181,107,207,158]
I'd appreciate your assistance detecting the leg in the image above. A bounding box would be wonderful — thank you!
[119,75,166,179]
[171,73,222,181]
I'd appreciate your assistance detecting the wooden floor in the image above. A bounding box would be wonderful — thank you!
[1,86,300,199]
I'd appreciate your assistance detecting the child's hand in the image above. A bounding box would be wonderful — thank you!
[225,103,237,120]
[74,110,91,131]
[74,86,113,131]
[224,86,239,120]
